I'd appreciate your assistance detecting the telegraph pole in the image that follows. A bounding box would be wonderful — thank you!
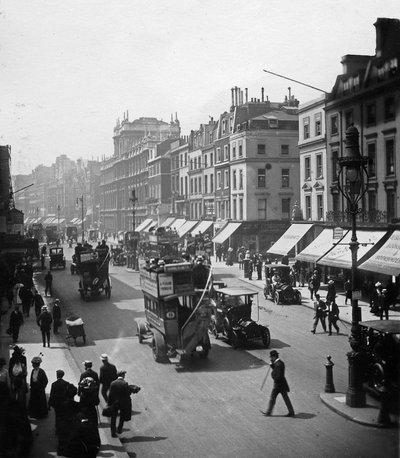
[77,195,85,243]
[130,189,138,270]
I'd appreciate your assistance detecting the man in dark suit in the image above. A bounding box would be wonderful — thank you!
[99,354,117,403]
[78,361,99,391]
[108,370,132,437]
[48,369,70,434]
[262,350,295,417]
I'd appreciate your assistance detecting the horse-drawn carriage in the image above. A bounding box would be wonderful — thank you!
[264,264,302,305]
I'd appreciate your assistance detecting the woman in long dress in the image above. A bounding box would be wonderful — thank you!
[28,356,48,418]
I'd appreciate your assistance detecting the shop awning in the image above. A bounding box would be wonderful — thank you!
[191,220,214,236]
[70,218,79,224]
[212,222,242,245]
[75,219,82,225]
[358,230,400,276]
[170,218,186,231]
[296,228,347,264]
[160,217,176,228]
[24,217,33,225]
[43,217,55,225]
[135,218,154,232]
[58,218,65,224]
[317,230,386,269]
[177,220,198,238]
[267,223,314,256]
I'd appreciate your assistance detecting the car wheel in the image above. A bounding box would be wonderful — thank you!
[261,327,271,348]
[274,292,280,305]
[296,291,302,304]
[209,317,218,338]
[372,363,385,393]
[222,317,231,336]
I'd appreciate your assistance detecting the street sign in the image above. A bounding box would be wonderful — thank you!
[352,290,362,300]
[333,227,344,239]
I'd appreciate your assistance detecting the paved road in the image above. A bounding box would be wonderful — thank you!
[32,252,399,458]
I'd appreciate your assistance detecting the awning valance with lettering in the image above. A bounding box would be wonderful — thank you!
[135,218,154,232]
[358,230,400,276]
[296,228,346,264]
[212,222,242,245]
[317,230,386,269]
[177,220,198,238]
[191,220,214,236]
[267,223,314,256]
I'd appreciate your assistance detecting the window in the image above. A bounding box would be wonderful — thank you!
[316,154,323,178]
[257,144,266,155]
[332,150,339,181]
[232,143,236,159]
[281,198,291,219]
[258,169,266,188]
[233,198,237,220]
[185,176,188,195]
[344,110,353,129]
[190,178,193,194]
[367,142,376,177]
[317,194,324,220]
[216,148,221,162]
[305,195,312,220]
[384,97,395,121]
[281,144,289,156]
[366,103,376,126]
[222,120,226,135]
[238,140,243,157]
[303,117,310,139]
[239,197,243,220]
[217,171,222,189]
[224,145,229,161]
[258,199,267,220]
[194,177,197,193]
[210,174,214,193]
[368,192,376,213]
[210,153,214,166]
[232,170,237,190]
[385,138,395,175]
[315,112,322,136]
[204,175,208,194]
[224,170,229,188]
[204,155,208,168]
[199,177,202,193]
[239,169,243,189]
[387,191,396,220]
[281,169,289,188]
[304,157,311,180]
[331,115,338,135]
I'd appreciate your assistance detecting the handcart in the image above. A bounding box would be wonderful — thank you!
[66,315,86,346]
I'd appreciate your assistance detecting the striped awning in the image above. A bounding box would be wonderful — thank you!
[177,220,198,238]
[160,217,176,228]
[191,220,213,236]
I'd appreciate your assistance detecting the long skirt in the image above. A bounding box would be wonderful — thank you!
[28,383,48,418]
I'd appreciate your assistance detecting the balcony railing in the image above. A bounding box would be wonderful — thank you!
[326,209,389,224]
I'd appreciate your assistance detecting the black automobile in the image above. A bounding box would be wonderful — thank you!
[359,320,400,407]
[264,264,301,305]
[209,287,270,349]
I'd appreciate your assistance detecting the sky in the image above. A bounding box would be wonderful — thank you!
[1,0,399,175]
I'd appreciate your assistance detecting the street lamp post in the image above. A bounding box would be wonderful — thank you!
[337,125,369,408]
[130,189,138,270]
[57,204,61,234]
[77,195,85,243]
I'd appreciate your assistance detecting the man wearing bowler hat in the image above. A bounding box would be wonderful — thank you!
[99,354,117,403]
[261,350,295,417]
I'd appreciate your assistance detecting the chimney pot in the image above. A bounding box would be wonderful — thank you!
[261,87,265,102]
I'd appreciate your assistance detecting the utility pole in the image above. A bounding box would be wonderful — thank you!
[77,195,85,243]
[130,189,138,270]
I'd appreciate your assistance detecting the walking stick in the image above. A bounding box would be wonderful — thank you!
[260,365,271,391]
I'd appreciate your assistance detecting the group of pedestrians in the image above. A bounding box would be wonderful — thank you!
[7,285,62,347]
[310,278,340,335]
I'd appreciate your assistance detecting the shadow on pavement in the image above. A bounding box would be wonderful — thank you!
[121,435,168,443]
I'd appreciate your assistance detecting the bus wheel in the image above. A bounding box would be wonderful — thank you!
[152,333,167,363]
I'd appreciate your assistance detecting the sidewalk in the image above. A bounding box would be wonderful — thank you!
[210,258,400,428]
[0,268,129,458]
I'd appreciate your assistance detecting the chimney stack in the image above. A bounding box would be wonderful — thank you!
[245,88,248,103]
[231,88,235,107]
[261,87,264,102]
[240,90,243,105]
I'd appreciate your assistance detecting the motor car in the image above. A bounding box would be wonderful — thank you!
[264,264,301,305]
[359,319,400,407]
[209,287,270,349]
[49,247,66,270]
